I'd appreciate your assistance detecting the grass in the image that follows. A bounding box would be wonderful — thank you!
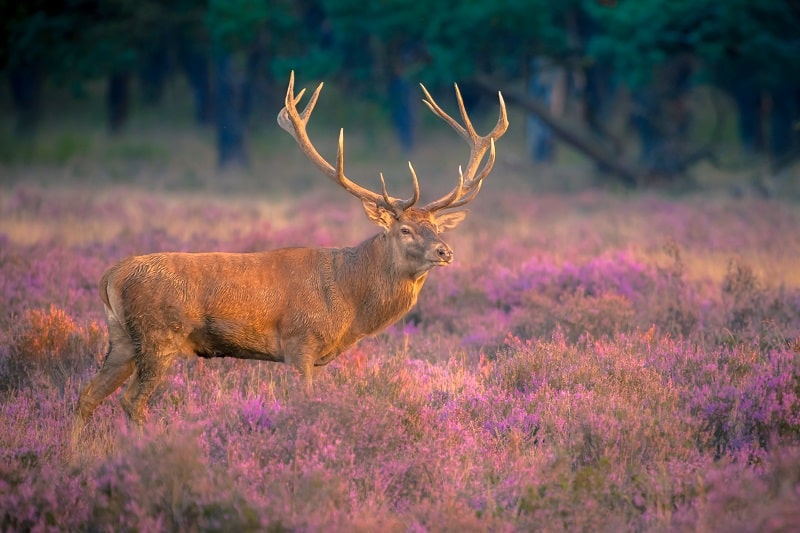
[1,84,800,530]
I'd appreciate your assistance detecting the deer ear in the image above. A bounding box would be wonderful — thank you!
[434,210,468,232]
[361,199,395,230]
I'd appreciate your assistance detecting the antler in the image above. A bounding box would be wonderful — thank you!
[420,83,508,212]
[277,71,419,215]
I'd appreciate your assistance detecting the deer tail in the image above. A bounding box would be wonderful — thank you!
[99,266,126,330]
[99,268,114,309]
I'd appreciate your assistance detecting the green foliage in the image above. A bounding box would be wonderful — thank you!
[206,0,270,51]
[322,0,429,79]
[423,0,571,83]
[692,0,800,87]
[1,0,205,81]
[0,1,77,69]
[588,0,800,88]
[4,0,796,103]
[317,0,572,85]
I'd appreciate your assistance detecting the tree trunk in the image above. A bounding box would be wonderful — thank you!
[9,62,43,137]
[630,56,694,178]
[630,88,659,162]
[214,51,248,169]
[769,85,798,164]
[240,40,266,124]
[179,39,212,125]
[731,80,764,155]
[107,72,130,134]
[526,58,558,163]
[139,41,170,105]
[388,68,415,153]
[581,60,623,174]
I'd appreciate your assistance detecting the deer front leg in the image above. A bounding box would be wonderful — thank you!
[284,337,321,392]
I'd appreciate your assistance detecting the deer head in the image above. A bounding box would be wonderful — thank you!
[277,71,508,280]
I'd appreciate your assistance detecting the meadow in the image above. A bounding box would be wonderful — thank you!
[1,95,800,531]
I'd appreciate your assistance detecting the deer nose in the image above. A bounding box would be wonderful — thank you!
[435,245,453,263]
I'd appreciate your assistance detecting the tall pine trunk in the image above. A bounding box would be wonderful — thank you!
[179,38,212,126]
[9,62,43,137]
[107,72,130,134]
[214,51,247,168]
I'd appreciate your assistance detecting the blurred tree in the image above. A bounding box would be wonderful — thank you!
[423,0,569,83]
[4,0,798,183]
[174,1,213,126]
[0,0,78,136]
[317,0,430,150]
[589,1,709,178]
[415,1,638,181]
[79,0,203,135]
[589,0,800,176]
[526,58,560,163]
[206,0,301,168]
[1,0,208,135]
[692,0,800,167]
[315,0,574,153]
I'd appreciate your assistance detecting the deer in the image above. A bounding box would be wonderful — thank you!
[74,71,508,425]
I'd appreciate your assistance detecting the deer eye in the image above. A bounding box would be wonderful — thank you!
[400,227,411,235]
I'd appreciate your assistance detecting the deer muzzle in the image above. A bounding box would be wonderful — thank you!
[433,243,454,265]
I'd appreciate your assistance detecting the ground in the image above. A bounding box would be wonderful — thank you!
[1,103,800,530]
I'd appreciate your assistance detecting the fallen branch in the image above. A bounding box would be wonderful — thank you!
[473,74,641,187]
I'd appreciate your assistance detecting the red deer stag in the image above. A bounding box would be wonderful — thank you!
[75,72,508,425]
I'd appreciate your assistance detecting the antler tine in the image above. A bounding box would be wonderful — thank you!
[453,83,478,142]
[470,137,497,187]
[422,84,508,212]
[446,168,485,210]
[279,71,416,211]
[378,161,421,215]
[420,83,469,143]
[335,129,386,205]
[494,92,509,137]
[378,172,395,213]
[405,161,421,207]
[444,137,496,210]
[279,73,507,215]
[427,163,466,211]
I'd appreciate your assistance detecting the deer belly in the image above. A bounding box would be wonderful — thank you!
[186,323,282,362]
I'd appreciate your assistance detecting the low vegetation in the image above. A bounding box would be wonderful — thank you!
[1,132,800,529]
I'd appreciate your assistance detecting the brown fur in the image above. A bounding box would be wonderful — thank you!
[75,207,463,424]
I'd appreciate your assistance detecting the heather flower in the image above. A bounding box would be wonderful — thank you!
[3,182,800,530]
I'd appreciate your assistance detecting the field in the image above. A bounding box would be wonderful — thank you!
[2,99,800,531]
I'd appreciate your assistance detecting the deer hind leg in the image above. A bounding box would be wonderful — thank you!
[75,319,136,424]
[120,349,177,425]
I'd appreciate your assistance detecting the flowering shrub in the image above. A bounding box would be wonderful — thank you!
[1,182,799,530]
[15,305,79,360]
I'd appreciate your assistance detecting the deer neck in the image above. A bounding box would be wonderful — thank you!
[337,233,427,334]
